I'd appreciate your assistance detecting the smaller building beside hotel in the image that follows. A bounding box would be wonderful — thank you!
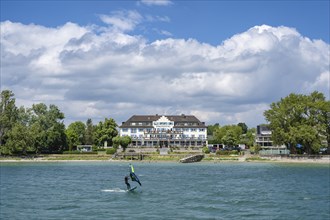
[119,114,208,148]
[256,125,289,155]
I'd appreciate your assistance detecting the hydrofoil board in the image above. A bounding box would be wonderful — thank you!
[127,186,137,192]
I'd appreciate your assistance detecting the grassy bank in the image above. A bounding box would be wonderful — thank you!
[0,153,235,162]
[203,155,239,161]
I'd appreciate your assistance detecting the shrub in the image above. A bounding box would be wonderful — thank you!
[250,145,261,154]
[202,146,210,154]
[216,150,239,155]
[106,148,117,155]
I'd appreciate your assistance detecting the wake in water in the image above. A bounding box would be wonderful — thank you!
[101,188,126,193]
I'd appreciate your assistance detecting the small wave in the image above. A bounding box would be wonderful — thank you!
[101,188,126,193]
[47,205,80,210]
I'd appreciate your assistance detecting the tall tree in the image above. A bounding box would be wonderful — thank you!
[94,118,118,147]
[0,90,18,148]
[213,125,243,146]
[264,91,329,154]
[237,122,248,134]
[308,91,330,150]
[207,123,220,136]
[29,103,67,153]
[66,121,86,151]
[4,122,34,155]
[85,118,94,145]
[222,130,237,147]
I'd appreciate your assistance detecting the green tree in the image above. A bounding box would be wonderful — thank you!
[112,136,121,148]
[94,118,118,147]
[222,130,237,147]
[240,128,256,147]
[4,123,34,155]
[0,90,18,148]
[111,135,132,151]
[6,107,36,154]
[308,91,330,149]
[264,91,329,154]
[207,123,220,136]
[120,136,132,152]
[213,126,226,144]
[237,122,248,134]
[213,125,243,146]
[66,121,86,151]
[85,119,94,145]
[29,103,67,153]
[288,125,321,154]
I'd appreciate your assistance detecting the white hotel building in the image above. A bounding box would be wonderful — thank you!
[119,114,208,148]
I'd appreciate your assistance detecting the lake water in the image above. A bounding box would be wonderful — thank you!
[1,162,329,220]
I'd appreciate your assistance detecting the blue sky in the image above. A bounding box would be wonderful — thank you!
[1,0,329,127]
[2,1,329,45]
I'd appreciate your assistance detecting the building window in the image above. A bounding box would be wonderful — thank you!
[122,128,128,132]
[131,128,137,133]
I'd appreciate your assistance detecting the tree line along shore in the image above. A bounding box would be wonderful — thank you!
[1,90,329,157]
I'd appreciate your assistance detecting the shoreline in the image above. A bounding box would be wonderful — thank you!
[1,157,329,164]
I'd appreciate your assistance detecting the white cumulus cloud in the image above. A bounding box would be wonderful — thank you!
[1,21,329,127]
[99,10,143,32]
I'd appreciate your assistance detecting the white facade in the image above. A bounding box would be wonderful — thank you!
[119,115,207,148]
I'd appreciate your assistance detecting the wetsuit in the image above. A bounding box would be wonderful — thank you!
[125,176,131,190]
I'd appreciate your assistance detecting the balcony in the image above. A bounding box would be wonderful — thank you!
[131,135,207,141]
[144,130,183,134]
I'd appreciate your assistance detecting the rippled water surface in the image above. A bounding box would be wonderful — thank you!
[1,162,329,219]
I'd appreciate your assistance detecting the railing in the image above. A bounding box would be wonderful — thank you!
[130,136,207,140]
[261,155,330,160]
[144,130,184,134]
